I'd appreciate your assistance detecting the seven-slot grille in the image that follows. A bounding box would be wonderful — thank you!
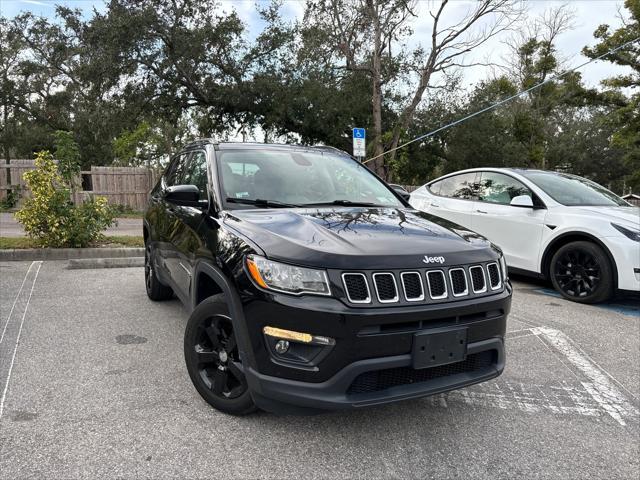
[341,262,502,305]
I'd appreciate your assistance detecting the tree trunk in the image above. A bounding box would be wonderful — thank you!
[369,0,386,179]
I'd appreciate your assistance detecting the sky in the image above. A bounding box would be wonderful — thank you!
[1,0,633,90]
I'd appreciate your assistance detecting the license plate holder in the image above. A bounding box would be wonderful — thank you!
[412,328,467,369]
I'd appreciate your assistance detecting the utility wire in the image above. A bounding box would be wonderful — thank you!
[363,36,640,165]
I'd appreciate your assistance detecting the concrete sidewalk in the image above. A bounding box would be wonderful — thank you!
[0,212,142,237]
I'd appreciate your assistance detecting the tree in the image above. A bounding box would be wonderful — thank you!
[302,0,522,178]
[583,0,640,191]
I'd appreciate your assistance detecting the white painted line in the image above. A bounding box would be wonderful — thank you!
[531,326,638,426]
[433,382,603,417]
[0,262,33,344]
[0,260,42,420]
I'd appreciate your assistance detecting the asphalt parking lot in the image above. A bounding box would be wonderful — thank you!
[1,261,638,479]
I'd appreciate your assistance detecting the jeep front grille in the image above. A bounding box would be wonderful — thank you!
[340,262,502,306]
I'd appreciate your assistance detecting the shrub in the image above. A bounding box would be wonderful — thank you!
[0,186,21,210]
[15,151,115,248]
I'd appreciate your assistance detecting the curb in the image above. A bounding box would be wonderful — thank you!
[0,247,144,262]
[67,257,144,269]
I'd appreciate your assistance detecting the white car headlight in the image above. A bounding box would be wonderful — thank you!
[499,254,508,281]
[246,255,331,296]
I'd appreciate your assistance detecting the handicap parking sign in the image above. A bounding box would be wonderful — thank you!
[352,128,366,157]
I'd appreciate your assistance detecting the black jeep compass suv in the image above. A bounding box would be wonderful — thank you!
[144,141,511,415]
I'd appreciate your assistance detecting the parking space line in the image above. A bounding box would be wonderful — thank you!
[531,326,639,426]
[0,263,33,345]
[0,261,42,420]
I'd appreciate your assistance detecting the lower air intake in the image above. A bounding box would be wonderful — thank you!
[347,351,495,395]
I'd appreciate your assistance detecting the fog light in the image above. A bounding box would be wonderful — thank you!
[263,326,335,346]
[275,340,290,354]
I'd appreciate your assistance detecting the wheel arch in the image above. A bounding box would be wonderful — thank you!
[191,260,258,372]
[540,231,618,289]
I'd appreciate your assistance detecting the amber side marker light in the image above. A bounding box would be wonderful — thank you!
[263,326,335,346]
[246,256,268,288]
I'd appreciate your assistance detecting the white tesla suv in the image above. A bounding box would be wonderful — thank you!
[409,168,640,303]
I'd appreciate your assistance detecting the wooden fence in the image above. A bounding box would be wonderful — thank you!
[1,160,159,211]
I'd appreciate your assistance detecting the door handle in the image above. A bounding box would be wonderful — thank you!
[431,203,440,208]
[476,209,487,214]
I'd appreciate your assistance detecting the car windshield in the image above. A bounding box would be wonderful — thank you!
[522,171,629,207]
[218,148,402,208]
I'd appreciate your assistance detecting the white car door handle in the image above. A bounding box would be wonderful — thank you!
[476,209,487,214]
[431,202,440,208]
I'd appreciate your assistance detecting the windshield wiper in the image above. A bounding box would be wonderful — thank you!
[225,197,301,208]
[300,200,383,207]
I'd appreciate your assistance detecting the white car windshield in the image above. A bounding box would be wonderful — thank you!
[218,148,402,208]
[522,171,629,207]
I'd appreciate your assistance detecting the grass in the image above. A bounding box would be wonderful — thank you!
[0,235,144,249]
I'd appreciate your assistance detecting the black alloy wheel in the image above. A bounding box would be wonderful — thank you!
[550,241,613,304]
[184,295,257,415]
[193,315,246,399]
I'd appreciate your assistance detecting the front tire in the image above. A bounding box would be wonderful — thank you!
[184,295,257,415]
[550,241,613,304]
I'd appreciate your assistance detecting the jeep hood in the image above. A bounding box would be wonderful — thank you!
[223,207,500,269]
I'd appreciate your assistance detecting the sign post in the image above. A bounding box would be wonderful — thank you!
[352,128,366,161]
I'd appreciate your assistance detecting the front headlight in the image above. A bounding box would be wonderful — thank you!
[499,254,508,281]
[246,255,331,296]
[612,223,640,242]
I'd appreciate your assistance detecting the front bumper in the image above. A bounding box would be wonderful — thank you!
[603,236,640,291]
[239,284,511,413]
[247,337,503,413]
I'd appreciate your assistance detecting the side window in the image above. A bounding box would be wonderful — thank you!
[438,173,479,199]
[428,180,442,195]
[182,150,208,199]
[477,172,531,204]
[164,153,189,187]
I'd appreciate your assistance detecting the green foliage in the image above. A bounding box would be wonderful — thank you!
[1,1,638,192]
[582,0,640,190]
[53,130,81,187]
[15,151,115,248]
[0,187,21,210]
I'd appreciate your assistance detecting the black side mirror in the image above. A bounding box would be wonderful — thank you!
[164,185,207,208]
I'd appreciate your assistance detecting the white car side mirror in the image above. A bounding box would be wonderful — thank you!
[510,195,534,208]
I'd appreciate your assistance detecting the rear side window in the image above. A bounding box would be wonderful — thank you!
[477,172,531,204]
[431,173,478,200]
